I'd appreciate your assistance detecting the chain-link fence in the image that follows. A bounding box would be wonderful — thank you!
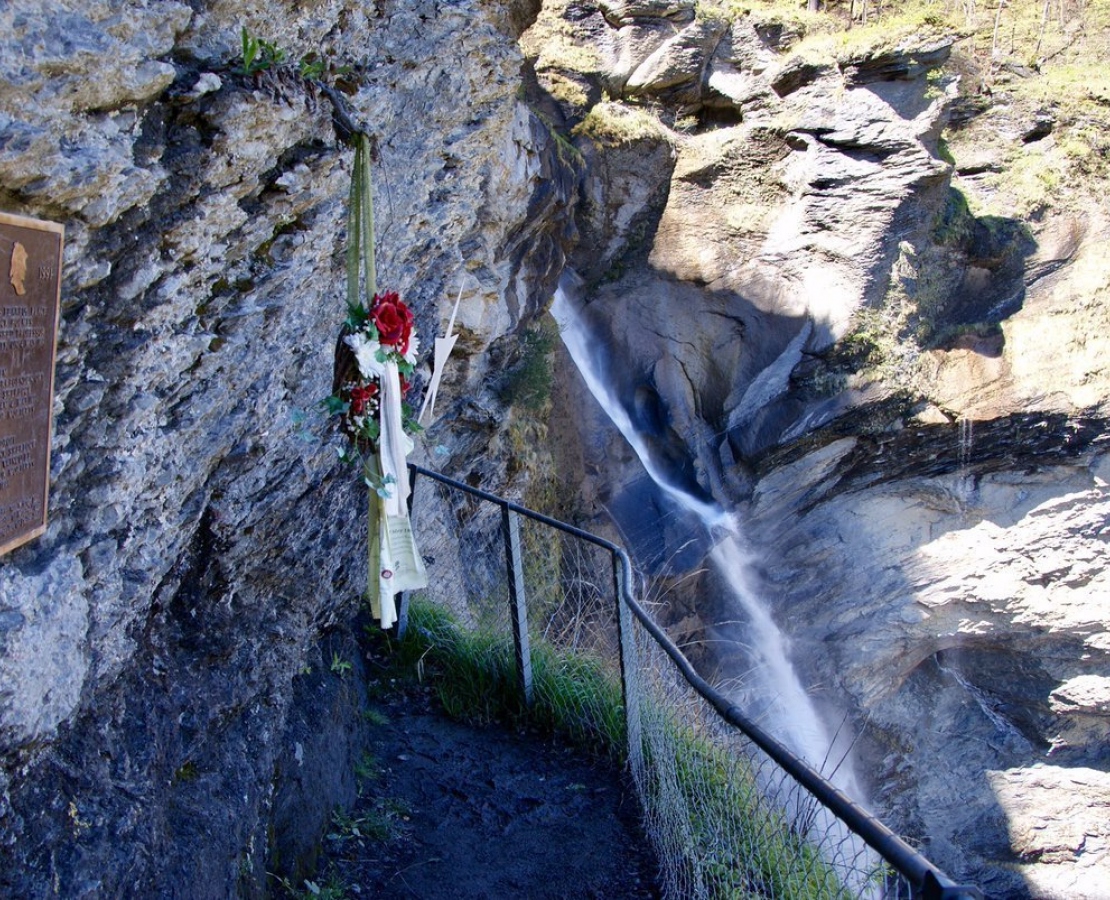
[403,465,982,900]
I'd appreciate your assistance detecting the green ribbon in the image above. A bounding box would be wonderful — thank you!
[347,132,381,608]
[347,133,377,313]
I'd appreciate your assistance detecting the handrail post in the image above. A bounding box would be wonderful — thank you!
[396,465,421,640]
[501,505,533,706]
[613,552,642,772]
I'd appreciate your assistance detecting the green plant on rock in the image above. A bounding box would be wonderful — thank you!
[498,321,558,412]
[329,807,394,843]
[931,186,973,247]
[361,706,389,726]
[236,28,358,93]
[529,106,584,168]
[238,26,286,76]
[297,52,358,91]
[519,0,602,76]
[572,102,671,149]
[271,869,349,900]
[353,751,379,784]
[329,652,353,678]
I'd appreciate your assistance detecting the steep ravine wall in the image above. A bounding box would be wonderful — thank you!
[524,1,1110,898]
[0,1,575,895]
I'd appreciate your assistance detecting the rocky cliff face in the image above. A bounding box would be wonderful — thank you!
[523,1,1110,897]
[3,0,1108,897]
[0,0,575,894]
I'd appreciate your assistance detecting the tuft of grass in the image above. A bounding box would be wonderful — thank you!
[353,751,379,784]
[520,0,603,76]
[173,761,200,783]
[785,3,958,66]
[360,707,389,726]
[986,148,1062,219]
[397,600,627,757]
[931,186,974,247]
[572,102,672,149]
[546,72,591,110]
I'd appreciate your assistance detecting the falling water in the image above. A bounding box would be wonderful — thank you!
[957,415,975,503]
[551,280,863,799]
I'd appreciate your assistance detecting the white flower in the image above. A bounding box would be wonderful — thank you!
[403,333,420,367]
[345,331,385,380]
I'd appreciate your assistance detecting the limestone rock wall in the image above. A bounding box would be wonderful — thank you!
[525,1,1110,896]
[0,0,575,894]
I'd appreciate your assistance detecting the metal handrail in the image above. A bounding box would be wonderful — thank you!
[407,463,983,900]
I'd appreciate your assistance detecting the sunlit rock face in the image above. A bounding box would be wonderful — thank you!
[0,0,576,894]
[526,0,1110,896]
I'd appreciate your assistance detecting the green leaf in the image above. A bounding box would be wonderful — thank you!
[322,395,349,416]
[345,302,369,330]
[299,54,326,81]
[360,419,381,443]
[239,26,259,75]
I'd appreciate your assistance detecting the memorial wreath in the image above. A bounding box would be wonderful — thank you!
[327,133,427,629]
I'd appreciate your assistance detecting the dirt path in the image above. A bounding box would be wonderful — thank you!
[308,677,661,899]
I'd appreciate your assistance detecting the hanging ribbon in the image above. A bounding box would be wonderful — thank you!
[344,131,426,627]
[348,133,376,308]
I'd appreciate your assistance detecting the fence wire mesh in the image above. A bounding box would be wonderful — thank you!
[404,467,957,900]
[623,625,912,899]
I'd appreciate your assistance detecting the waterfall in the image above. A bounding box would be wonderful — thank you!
[957,415,975,503]
[550,279,863,800]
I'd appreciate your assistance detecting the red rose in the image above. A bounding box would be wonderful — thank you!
[348,382,379,416]
[371,291,414,352]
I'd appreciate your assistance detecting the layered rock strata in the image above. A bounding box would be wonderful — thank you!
[524,1,1110,896]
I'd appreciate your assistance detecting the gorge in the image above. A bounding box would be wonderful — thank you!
[2,1,1109,898]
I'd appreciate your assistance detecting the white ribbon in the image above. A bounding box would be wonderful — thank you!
[418,285,463,426]
[367,360,426,628]
[377,359,412,517]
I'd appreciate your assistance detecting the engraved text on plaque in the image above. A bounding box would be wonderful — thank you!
[0,212,64,555]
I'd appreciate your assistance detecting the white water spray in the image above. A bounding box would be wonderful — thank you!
[551,283,862,799]
[957,415,975,504]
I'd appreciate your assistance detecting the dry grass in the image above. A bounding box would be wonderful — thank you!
[572,101,672,148]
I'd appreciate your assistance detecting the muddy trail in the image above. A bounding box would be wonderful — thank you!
[293,651,662,899]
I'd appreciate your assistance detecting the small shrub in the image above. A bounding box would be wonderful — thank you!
[498,322,558,412]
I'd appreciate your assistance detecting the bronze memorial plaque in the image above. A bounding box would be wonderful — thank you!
[0,212,64,556]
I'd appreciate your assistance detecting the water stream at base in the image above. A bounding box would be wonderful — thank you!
[551,281,864,802]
